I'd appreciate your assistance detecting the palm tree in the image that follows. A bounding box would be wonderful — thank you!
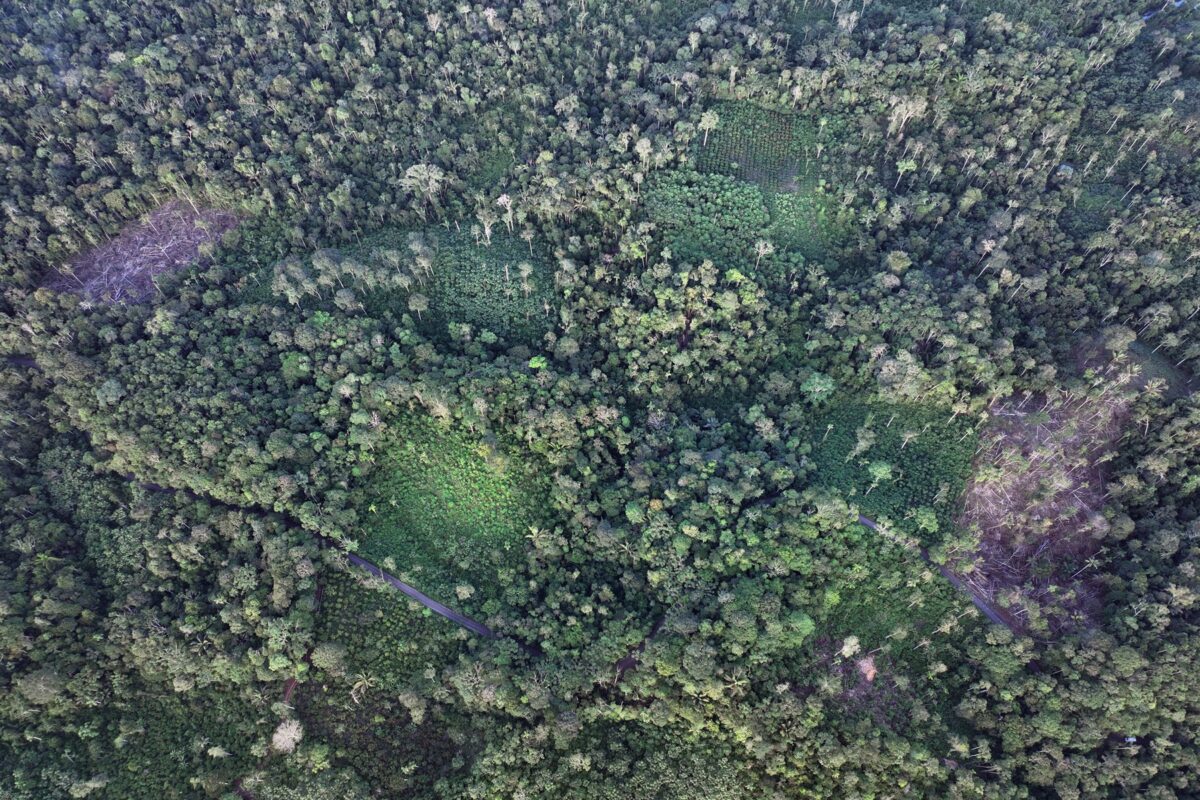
[699,110,719,146]
[408,293,429,321]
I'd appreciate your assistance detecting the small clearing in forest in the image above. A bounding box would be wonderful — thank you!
[48,201,239,302]
[956,370,1133,636]
[354,414,550,604]
[695,101,855,263]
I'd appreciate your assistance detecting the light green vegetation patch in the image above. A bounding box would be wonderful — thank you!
[1129,340,1195,400]
[786,521,981,721]
[354,414,551,604]
[639,0,715,30]
[466,145,516,191]
[787,0,838,42]
[411,227,554,343]
[765,185,855,263]
[805,400,977,544]
[297,686,478,798]
[1058,183,1124,238]
[809,527,974,666]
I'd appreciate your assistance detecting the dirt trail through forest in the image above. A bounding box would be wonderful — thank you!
[127,474,499,637]
[344,552,498,637]
[856,514,1020,633]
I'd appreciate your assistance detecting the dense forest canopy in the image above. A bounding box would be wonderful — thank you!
[2,0,1200,797]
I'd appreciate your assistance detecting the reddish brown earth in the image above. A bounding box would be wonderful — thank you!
[955,369,1132,636]
[48,201,238,302]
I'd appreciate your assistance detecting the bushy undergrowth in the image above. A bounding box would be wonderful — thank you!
[808,525,975,665]
[2,690,267,800]
[296,679,479,799]
[644,170,771,265]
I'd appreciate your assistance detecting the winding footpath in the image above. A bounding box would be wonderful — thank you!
[124,473,500,638]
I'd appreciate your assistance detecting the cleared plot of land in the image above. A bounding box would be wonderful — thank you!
[957,381,1129,636]
[695,101,854,263]
[354,414,550,605]
[48,201,238,302]
[1129,340,1196,400]
[805,400,978,545]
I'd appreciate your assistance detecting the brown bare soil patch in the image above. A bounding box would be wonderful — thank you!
[47,201,239,302]
[956,366,1135,636]
[789,636,914,730]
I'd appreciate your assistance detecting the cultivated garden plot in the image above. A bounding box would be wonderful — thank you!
[695,101,855,263]
[696,101,825,192]
[297,674,479,799]
[805,399,978,545]
[268,225,555,344]
[352,414,552,612]
[760,518,982,730]
[643,170,772,266]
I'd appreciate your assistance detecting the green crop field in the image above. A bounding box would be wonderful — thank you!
[790,524,982,725]
[806,400,978,544]
[696,101,823,191]
[353,414,551,605]
[408,227,554,343]
[252,224,554,344]
[765,186,855,263]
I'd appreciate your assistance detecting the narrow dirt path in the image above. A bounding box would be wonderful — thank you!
[856,514,1022,634]
[344,552,497,638]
